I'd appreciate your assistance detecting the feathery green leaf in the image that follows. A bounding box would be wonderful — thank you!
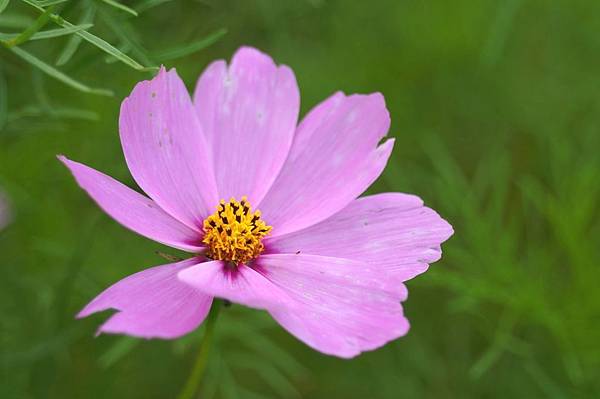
[0,0,9,14]
[101,0,138,17]
[152,28,227,62]
[98,7,153,66]
[21,0,155,70]
[31,23,92,39]
[7,46,113,96]
[2,5,53,47]
[135,0,173,13]
[35,0,68,6]
[55,5,95,65]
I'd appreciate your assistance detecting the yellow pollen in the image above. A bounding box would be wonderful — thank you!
[202,196,272,265]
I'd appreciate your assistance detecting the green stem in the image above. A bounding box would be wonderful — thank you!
[176,300,222,399]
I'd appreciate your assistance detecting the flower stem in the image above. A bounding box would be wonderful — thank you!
[176,299,222,399]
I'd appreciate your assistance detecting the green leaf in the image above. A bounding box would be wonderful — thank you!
[35,0,68,6]
[63,19,154,70]
[55,5,95,66]
[7,46,113,96]
[152,28,227,62]
[33,23,93,39]
[103,42,130,64]
[2,5,53,47]
[101,0,138,17]
[98,7,154,66]
[17,0,43,9]
[0,24,93,41]
[21,0,155,70]
[0,0,9,14]
[135,0,173,13]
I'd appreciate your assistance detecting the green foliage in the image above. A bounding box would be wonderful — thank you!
[0,0,11,14]
[0,24,95,41]
[8,45,113,95]
[100,0,138,17]
[2,3,54,47]
[0,0,225,131]
[1,0,599,398]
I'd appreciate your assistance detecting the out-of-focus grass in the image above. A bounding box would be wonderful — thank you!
[1,0,599,398]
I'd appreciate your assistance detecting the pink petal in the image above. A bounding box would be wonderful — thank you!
[193,46,299,204]
[59,156,203,252]
[266,193,453,282]
[177,261,291,310]
[78,258,212,339]
[120,67,219,230]
[257,254,410,358]
[259,92,393,237]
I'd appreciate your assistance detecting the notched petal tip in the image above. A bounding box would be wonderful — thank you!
[120,64,181,106]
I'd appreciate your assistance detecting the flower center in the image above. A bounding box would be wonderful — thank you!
[202,196,272,265]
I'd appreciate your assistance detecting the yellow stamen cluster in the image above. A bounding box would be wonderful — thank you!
[202,197,272,265]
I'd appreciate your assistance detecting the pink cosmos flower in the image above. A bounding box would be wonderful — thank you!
[60,46,453,358]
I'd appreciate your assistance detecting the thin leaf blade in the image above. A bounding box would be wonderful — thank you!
[21,0,154,70]
[8,46,113,96]
[101,0,138,17]
[152,28,227,62]
[31,23,93,39]
[0,0,9,15]
[4,4,53,47]
[36,0,69,6]
[55,5,95,66]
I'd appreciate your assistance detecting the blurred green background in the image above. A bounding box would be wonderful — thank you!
[1,0,599,398]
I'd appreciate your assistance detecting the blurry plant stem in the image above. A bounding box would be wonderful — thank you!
[176,300,222,399]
